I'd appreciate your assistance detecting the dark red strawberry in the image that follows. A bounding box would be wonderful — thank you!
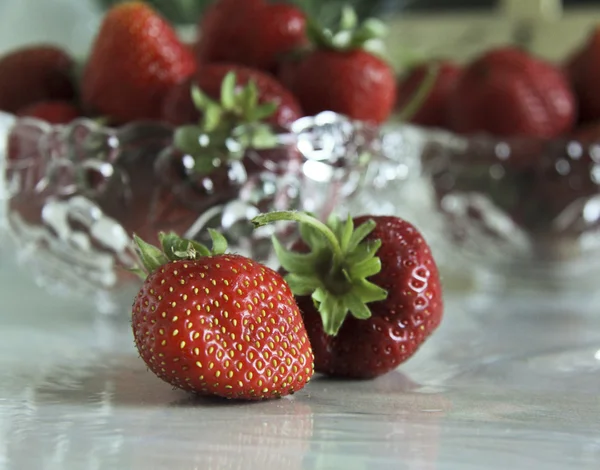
[565,27,600,123]
[278,8,396,124]
[82,1,196,124]
[17,100,81,124]
[196,0,307,73]
[0,45,76,114]
[448,46,576,138]
[161,63,302,128]
[397,60,461,128]
[252,211,443,379]
[131,231,314,399]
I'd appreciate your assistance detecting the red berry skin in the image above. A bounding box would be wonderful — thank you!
[17,100,80,124]
[161,63,303,128]
[293,216,443,379]
[279,49,397,124]
[132,255,314,400]
[448,47,576,138]
[82,2,197,124]
[196,0,307,73]
[397,60,461,129]
[0,45,76,114]
[566,28,600,123]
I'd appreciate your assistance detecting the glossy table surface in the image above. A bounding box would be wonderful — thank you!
[1,238,600,470]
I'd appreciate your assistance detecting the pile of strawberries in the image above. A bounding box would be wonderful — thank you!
[397,34,600,140]
[0,0,396,129]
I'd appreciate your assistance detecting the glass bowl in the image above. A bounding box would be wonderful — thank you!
[342,124,600,297]
[0,110,379,309]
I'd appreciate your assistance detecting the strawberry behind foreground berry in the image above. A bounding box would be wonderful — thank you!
[278,7,396,125]
[82,1,196,124]
[130,230,314,400]
[252,211,443,379]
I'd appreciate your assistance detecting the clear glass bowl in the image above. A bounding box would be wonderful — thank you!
[343,125,600,297]
[0,110,379,305]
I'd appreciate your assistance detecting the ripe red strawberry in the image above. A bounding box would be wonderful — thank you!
[131,231,314,400]
[196,0,307,73]
[0,45,76,114]
[278,8,396,124]
[448,46,576,138]
[396,60,461,128]
[252,211,443,379]
[17,100,81,124]
[161,64,302,128]
[82,1,196,124]
[566,27,600,123]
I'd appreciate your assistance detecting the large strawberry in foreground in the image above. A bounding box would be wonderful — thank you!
[252,211,443,379]
[131,230,314,400]
[196,0,307,74]
[448,46,576,138]
[278,8,396,124]
[82,1,196,124]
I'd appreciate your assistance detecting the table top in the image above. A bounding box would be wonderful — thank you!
[1,241,599,470]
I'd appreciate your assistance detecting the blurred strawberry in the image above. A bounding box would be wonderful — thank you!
[278,7,396,124]
[196,0,307,73]
[448,46,576,138]
[565,27,600,123]
[161,63,302,129]
[396,60,461,129]
[82,1,196,124]
[17,100,81,125]
[0,45,76,114]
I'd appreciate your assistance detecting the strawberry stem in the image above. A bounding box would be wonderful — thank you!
[131,230,229,277]
[251,211,388,336]
[397,62,441,122]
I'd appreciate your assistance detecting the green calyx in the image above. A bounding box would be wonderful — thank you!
[397,62,441,123]
[251,211,388,336]
[131,230,228,279]
[173,71,279,175]
[306,6,388,54]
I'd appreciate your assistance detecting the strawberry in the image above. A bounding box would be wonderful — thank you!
[130,230,314,400]
[566,27,600,123]
[81,1,196,124]
[17,100,81,124]
[278,8,396,124]
[161,64,302,129]
[447,46,576,138]
[252,211,443,379]
[196,0,307,73]
[396,60,461,129]
[0,45,76,114]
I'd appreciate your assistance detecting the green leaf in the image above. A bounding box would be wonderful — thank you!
[220,72,237,111]
[191,85,213,112]
[173,125,204,156]
[346,239,382,265]
[347,219,377,252]
[347,257,381,280]
[133,234,169,274]
[251,102,278,122]
[343,291,372,320]
[340,214,354,253]
[208,229,228,255]
[318,290,349,336]
[159,232,211,260]
[203,103,223,133]
[241,80,259,117]
[352,279,388,304]
[272,236,319,277]
[285,273,322,297]
[339,6,358,31]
